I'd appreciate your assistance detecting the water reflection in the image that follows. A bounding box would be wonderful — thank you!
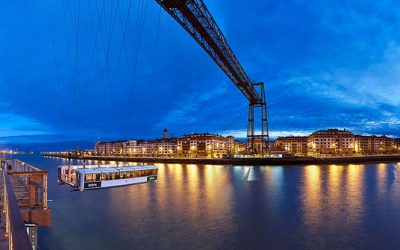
[377,163,387,198]
[302,165,322,241]
[296,164,369,248]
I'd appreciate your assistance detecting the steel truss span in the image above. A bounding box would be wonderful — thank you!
[156,0,269,154]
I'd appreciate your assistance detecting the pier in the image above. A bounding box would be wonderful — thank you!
[0,159,51,250]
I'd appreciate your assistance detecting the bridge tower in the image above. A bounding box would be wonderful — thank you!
[156,0,270,155]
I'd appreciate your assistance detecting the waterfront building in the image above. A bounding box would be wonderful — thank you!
[307,129,357,156]
[95,130,243,158]
[275,136,308,155]
[356,135,396,154]
[95,141,125,155]
[276,129,398,156]
[176,133,240,158]
[95,129,398,158]
[125,139,177,157]
[236,140,247,154]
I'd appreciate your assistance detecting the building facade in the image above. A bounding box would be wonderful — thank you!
[275,128,398,156]
[95,141,125,155]
[124,139,177,157]
[176,133,239,158]
[95,130,243,158]
[307,129,357,156]
[275,136,308,155]
[356,135,396,154]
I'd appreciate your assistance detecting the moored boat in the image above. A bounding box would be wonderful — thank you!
[58,164,158,191]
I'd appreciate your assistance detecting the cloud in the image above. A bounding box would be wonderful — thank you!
[266,41,400,137]
[0,111,49,139]
[162,83,229,124]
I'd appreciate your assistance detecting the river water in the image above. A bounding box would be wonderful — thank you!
[14,154,400,249]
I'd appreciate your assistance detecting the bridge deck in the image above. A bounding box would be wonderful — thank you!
[0,171,9,249]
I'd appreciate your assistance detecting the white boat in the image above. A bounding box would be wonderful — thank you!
[58,164,158,191]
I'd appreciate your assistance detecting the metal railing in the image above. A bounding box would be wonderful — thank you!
[7,159,48,209]
[3,171,33,250]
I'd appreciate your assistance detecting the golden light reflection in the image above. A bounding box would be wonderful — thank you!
[186,164,200,215]
[377,163,387,198]
[301,164,322,244]
[150,163,234,238]
[391,163,400,203]
[301,164,368,248]
[327,164,343,219]
[345,164,364,225]
[303,165,321,209]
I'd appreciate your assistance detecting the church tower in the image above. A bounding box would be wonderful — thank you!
[163,128,168,139]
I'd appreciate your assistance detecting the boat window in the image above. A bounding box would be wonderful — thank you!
[85,174,95,182]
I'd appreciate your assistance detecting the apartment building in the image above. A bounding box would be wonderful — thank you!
[357,135,396,154]
[176,133,237,158]
[307,129,357,155]
[276,128,398,156]
[95,141,125,155]
[95,130,243,158]
[275,136,308,155]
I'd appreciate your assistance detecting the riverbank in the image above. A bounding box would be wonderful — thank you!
[41,153,400,166]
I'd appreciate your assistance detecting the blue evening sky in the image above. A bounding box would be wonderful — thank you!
[0,0,399,145]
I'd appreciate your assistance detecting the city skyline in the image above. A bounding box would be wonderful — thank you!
[1,0,400,144]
